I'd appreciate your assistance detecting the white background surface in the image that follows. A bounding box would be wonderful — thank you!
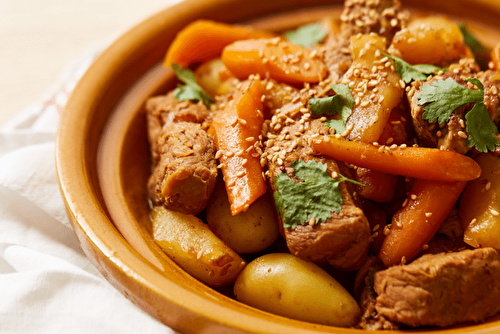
[0,0,181,124]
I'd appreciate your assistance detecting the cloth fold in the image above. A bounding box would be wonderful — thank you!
[0,42,176,334]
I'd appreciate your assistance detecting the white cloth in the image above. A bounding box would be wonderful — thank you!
[0,36,177,334]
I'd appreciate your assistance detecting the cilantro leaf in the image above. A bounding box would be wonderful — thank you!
[384,53,444,83]
[273,160,359,229]
[466,102,499,152]
[457,23,489,70]
[416,77,499,152]
[416,78,483,124]
[308,84,354,134]
[172,63,213,108]
[284,22,327,48]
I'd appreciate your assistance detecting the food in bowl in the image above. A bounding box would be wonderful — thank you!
[144,0,500,330]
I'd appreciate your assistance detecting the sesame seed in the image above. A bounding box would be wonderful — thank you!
[422,244,429,250]
[485,181,492,191]
[238,118,247,125]
[245,136,255,142]
[425,212,433,218]
[410,194,417,200]
[215,150,224,159]
[309,217,316,226]
[236,170,245,177]
[458,131,468,139]
[383,224,392,235]
[491,208,499,216]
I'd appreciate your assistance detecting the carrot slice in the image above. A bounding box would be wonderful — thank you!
[164,20,275,68]
[379,179,466,267]
[221,38,328,84]
[211,79,267,215]
[354,167,397,203]
[312,136,481,182]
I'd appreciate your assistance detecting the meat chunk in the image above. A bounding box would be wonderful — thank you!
[408,58,500,153]
[318,0,407,85]
[265,117,370,271]
[355,257,400,330]
[373,247,500,327]
[340,0,407,42]
[146,91,211,164]
[147,122,217,214]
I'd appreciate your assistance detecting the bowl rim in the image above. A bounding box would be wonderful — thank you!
[55,0,500,333]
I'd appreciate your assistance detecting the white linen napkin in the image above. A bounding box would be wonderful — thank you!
[0,44,177,334]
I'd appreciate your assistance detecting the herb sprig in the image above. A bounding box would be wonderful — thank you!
[457,23,489,70]
[383,53,445,83]
[416,78,499,152]
[284,22,327,48]
[172,63,213,108]
[308,84,354,134]
[274,160,361,229]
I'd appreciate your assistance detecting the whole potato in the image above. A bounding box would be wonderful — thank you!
[152,206,246,287]
[206,179,279,254]
[234,253,361,327]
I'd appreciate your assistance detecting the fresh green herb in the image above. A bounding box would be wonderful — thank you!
[416,77,499,152]
[457,23,489,70]
[284,22,327,48]
[273,160,361,229]
[308,84,354,134]
[384,53,445,83]
[172,63,213,108]
[465,101,499,152]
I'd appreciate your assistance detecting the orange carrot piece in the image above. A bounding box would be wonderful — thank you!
[354,167,397,203]
[379,179,466,267]
[164,20,275,68]
[211,79,267,215]
[221,38,328,84]
[312,136,481,182]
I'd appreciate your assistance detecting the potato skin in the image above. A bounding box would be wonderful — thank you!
[389,16,469,66]
[206,179,279,254]
[460,154,500,250]
[152,206,246,287]
[233,253,361,327]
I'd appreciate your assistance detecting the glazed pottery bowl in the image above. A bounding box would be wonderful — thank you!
[56,0,500,333]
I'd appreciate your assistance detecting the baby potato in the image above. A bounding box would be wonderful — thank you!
[234,253,361,327]
[460,154,500,250]
[206,179,279,254]
[151,206,246,287]
[389,16,468,66]
[194,58,234,97]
